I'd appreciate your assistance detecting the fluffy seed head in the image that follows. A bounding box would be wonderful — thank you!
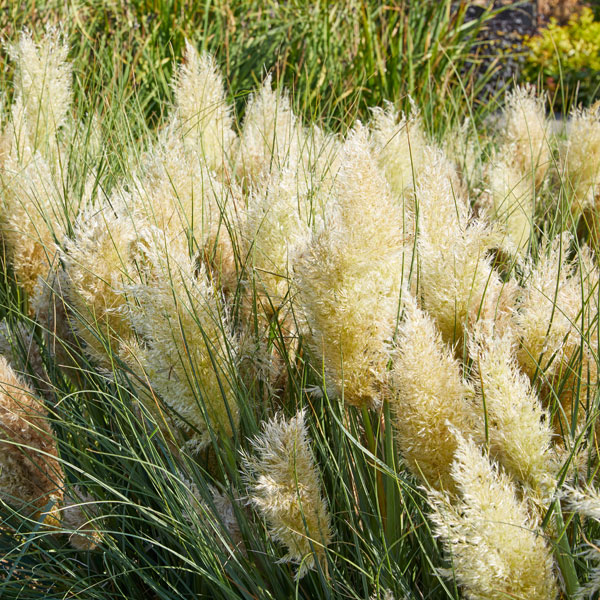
[0,355,63,518]
[172,42,235,173]
[7,28,71,154]
[390,301,477,490]
[294,123,412,406]
[126,239,239,449]
[61,205,150,369]
[428,435,558,600]
[561,104,600,214]
[369,103,427,199]
[234,77,303,184]
[470,330,556,495]
[241,410,331,578]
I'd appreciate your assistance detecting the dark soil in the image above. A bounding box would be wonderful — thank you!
[465,0,537,102]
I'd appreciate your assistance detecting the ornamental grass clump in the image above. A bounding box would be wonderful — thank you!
[5,25,600,600]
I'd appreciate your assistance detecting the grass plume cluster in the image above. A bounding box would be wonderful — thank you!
[1,23,600,600]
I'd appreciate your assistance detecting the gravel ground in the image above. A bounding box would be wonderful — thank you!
[464,0,537,101]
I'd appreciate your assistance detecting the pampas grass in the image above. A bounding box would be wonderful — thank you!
[2,24,600,600]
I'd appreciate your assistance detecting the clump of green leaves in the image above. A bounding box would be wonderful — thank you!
[522,7,600,111]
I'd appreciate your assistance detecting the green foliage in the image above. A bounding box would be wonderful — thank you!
[0,0,498,137]
[522,7,600,111]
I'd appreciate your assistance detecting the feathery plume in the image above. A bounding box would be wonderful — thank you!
[369,102,427,199]
[245,166,313,306]
[179,475,244,554]
[0,355,63,520]
[61,205,150,369]
[514,234,581,380]
[7,29,71,155]
[241,410,331,578]
[0,149,68,296]
[294,123,411,407]
[172,41,235,174]
[483,86,550,251]
[470,329,556,495]
[561,104,600,217]
[126,239,239,449]
[414,145,516,344]
[428,435,558,600]
[234,77,303,184]
[133,135,240,292]
[389,300,477,490]
[0,29,81,297]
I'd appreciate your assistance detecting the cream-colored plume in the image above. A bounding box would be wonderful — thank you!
[0,29,83,297]
[126,239,239,449]
[132,135,240,292]
[234,77,304,184]
[7,29,71,155]
[470,329,556,496]
[429,435,558,600]
[294,123,411,407]
[484,86,550,251]
[61,205,151,369]
[369,103,427,199]
[390,300,476,490]
[241,410,331,578]
[171,41,235,174]
[561,104,600,216]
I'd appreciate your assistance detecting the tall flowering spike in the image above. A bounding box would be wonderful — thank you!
[134,135,240,292]
[470,329,556,495]
[484,86,550,251]
[560,105,600,216]
[126,239,239,450]
[514,234,581,381]
[294,123,412,407]
[172,41,235,173]
[7,28,71,155]
[369,102,427,199]
[245,166,314,307]
[0,151,65,295]
[61,205,150,369]
[241,410,332,578]
[428,435,558,600]
[389,300,477,490]
[0,355,64,518]
[414,145,516,345]
[234,76,304,184]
